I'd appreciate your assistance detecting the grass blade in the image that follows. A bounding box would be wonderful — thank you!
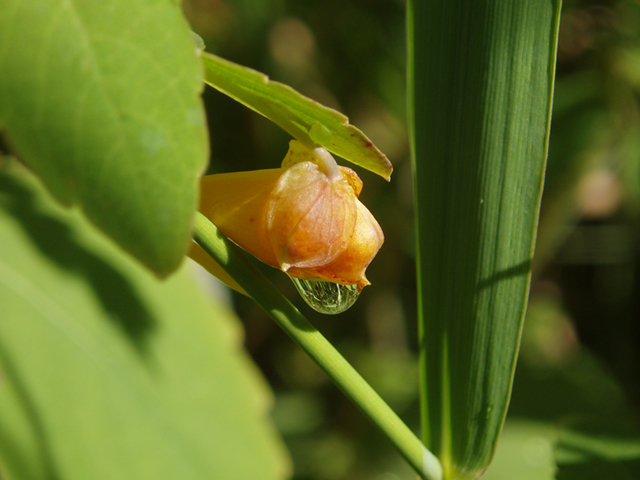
[407,1,562,478]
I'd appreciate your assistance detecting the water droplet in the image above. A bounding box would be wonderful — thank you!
[290,277,360,315]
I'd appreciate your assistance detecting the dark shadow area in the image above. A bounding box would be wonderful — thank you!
[555,219,640,405]
[556,455,640,479]
[0,169,155,356]
[509,358,624,423]
[556,419,640,480]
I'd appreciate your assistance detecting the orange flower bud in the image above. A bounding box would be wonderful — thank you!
[192,141,384,291]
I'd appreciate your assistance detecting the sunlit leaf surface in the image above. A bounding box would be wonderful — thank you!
[0,0,208,276]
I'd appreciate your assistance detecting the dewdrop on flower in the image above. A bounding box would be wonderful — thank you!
[191,140,384,313]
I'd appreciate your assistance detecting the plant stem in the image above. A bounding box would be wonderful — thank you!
[193,211,442,480]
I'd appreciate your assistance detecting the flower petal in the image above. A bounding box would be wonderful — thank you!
[199,168,282,268]
[288,199,384,289]
[267,161,357,270]
[194,141,384,291]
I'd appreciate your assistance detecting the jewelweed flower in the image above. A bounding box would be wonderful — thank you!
[191,140,384,291]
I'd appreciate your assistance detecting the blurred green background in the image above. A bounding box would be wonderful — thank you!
[183,0,640,478]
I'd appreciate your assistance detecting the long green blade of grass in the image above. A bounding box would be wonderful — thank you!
[407,2,562,479]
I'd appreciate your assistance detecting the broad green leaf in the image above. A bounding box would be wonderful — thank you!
[200,51,393,180]
[0,163,290,480]
[0,0,208,276]
[407,1,562,479]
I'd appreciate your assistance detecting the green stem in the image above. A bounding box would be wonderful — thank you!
[193,211,442,480]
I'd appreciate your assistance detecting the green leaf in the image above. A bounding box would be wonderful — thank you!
[200,51,393,180]
[0,163,289,480]
[407,1,562,479]
[0,0,208,276]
